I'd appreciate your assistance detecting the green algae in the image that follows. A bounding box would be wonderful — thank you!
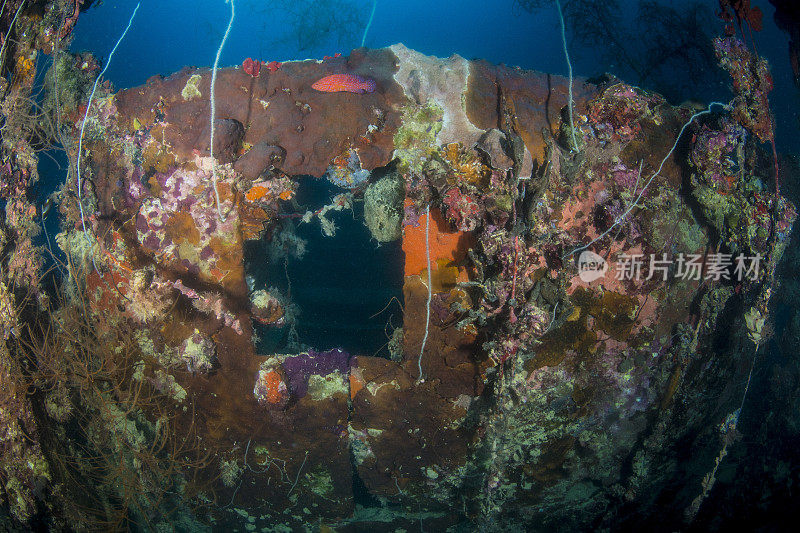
[393,101,444,174]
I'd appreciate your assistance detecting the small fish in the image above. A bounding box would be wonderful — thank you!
[41,196,54,218]
[311,73,376,94]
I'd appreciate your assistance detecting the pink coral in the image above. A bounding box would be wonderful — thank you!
[242,57,261,77]
[442,187,481,232]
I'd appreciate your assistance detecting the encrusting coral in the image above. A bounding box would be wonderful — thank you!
[0,1,796,530]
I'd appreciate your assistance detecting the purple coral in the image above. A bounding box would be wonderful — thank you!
[403,202,422,227]
[610,163,640,193]
[690,121,747,191]
[281,348,351,399]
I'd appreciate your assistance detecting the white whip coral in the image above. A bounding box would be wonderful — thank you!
[210,0,235,222]
[417,205,432,383]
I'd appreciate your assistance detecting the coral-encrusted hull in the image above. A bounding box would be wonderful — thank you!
[56,42,794,531]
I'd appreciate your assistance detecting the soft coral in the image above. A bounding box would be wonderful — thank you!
[718,0,764,35]
[717,0,780,195]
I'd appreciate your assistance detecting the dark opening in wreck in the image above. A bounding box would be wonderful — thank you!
[244,175,405,358]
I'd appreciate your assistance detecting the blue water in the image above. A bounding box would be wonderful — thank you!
[71,0,574,87]
[69,1,797,150]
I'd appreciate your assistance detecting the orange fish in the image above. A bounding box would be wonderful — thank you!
[311,73,376,94]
